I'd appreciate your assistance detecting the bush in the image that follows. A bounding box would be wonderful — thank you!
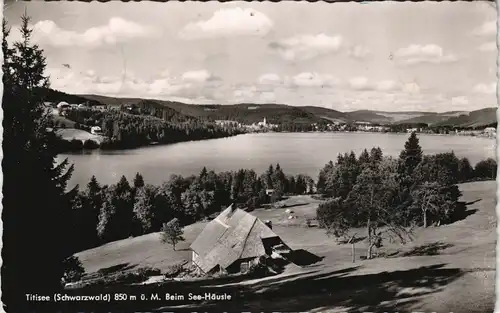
[137,266,161,278]
[62,256,85,284]
[270,190,283,203]
[474,158,497,180]
[69,139,83,151]
[246,257,271,277]
[316,198,351,239]
[245,196,260,211]
[83,139,99,150]
[164,263,185,278]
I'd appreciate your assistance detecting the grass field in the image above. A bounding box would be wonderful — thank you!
[55,128,104,143]
[75,180,497,312]
[52,115,76,128]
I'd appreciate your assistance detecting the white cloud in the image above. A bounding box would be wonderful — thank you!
[269,34,343,61]
[159,69,171,78]
[402,82,421,94]
[47,67,223,99]
[474,82,496,94]
[376,80,400,91]
[258,73,282,85]
[286,72,339,88]
[181,70,219,83]
[233,86,257,100]
[394,44,458,65]
[259,91,276,102]
[346,78,412,93]
[348,77,370,90]
[478,41,497,52]
[451,96,469,107]
[10,18,160,47]
[348,45,370,59]
[473,21,496,36]
[148,79,192,97]
[179,8,273,40]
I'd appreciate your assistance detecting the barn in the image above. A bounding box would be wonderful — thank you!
[190,204,291,275]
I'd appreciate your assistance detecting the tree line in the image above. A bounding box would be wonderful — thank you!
[52,107,243,151]
[316,132,497,259]
[70,164,314,252]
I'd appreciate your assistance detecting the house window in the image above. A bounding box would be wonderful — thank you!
[240,261,250,272]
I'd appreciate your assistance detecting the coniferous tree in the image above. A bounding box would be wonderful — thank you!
[2,14,78,309]
[398,132,423,179]
[133,172,145,189]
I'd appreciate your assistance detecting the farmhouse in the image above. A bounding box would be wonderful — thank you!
[90,126,103,135]
[484,127,496,134]
[190,204,291,274]
[57,101,70,110]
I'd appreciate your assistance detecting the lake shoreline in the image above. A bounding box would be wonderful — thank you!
[58,129,496,155]
[58,132,496,189]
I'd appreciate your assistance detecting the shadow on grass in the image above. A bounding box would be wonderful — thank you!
[173,248,191,252]
[337,236,367,245]
[450,200,480,224]
[30,263,490,313]
[285,249,325,267]
[96,263,137,276]
[152,263,467,313]
[465,199,482,206]
[282,202,311,209]
[401,242,454,257]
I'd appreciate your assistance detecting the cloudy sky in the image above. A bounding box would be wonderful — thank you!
[4,1,498,112]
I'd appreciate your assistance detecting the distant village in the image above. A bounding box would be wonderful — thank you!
[47,101,496,140]
[216,117,497,139]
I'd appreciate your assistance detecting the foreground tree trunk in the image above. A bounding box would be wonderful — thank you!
[366,218,372,259]
[367,243,375,260]
[349,233,357,263]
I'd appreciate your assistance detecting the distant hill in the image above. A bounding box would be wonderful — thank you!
[432,108,497,128]
[35,88,104,106]
[41,88,497,128]
[346,110,394,124]
[395,111,469,125]
[300,106,350,123]
[196,103,333,124]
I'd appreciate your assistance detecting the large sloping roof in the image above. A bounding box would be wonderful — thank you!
[190,205,280,273]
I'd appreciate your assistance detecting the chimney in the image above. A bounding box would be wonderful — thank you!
[264,220,272,230]
[226,203,237,220]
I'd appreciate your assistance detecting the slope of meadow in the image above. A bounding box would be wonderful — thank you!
[74,180,496,312]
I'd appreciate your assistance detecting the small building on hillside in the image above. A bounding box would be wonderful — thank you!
[265,189,275,196]
[484,127,496,134]
[190,204,292,275]
[57,101,70,110]
[90,126,103,135]
[93,104,107,111]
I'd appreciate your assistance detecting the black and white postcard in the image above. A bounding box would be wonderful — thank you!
[1,0,498,312]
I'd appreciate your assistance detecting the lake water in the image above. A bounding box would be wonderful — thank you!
[58,132,497,188]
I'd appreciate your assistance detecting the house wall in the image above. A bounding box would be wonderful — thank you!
[192,251,201,267]
[227,257,260,273]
